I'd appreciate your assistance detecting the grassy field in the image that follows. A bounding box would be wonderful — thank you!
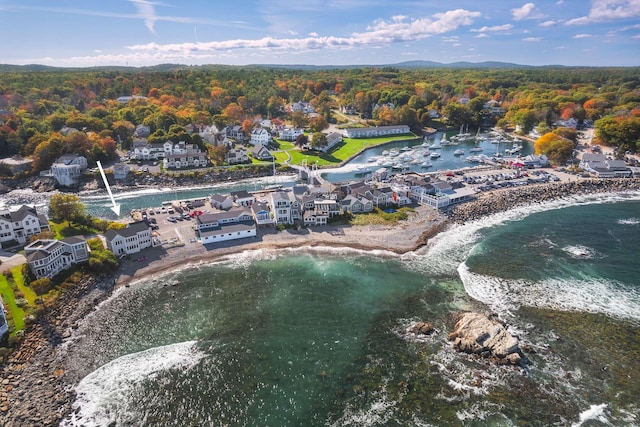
[267,134,420,167]
[0,266,33,336]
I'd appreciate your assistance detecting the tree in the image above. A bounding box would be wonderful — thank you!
[111,120,135,148]
[310,132,327,150]
[534,133,574,165]
[291,111,308,129]
[443,103,472,126]
[49,194,86,225]
[295,133,308,148]
[308,116,328,133]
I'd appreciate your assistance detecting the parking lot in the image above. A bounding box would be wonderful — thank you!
[135,205,201,246]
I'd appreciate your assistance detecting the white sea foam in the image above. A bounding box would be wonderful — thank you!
[458,263,640,324]
[62,341,205,427]
[618,217,640,225]
[561,244,598,259]
[330,389,397,427]
[571,403,609,427]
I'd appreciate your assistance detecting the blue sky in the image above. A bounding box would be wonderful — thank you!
[1,0,639,67]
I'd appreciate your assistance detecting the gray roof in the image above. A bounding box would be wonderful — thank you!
[200,221,256,237]
[105,222,149,240]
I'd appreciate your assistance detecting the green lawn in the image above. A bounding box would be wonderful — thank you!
[50,221,99,239]
[270,134,420,167]
[12,266,36,305]
[0,274,24,334]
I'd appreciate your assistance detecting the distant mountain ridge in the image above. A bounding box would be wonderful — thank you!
[0,61,619,73]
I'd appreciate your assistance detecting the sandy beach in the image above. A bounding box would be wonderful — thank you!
[2,176,640,426]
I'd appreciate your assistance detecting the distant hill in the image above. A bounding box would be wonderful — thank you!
[0,61,601,73]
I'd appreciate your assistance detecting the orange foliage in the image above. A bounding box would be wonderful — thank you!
[560,104,575,120]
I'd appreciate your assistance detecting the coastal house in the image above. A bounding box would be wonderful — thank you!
[104,221,155,256]
[303,209,329,226]
[251,202,275,227]
[112,163,130,180]
[132,140,165,160]
[250,128,271,146]
[342,125,410,139]
[231,190,255,207]
[25,236,88,279]
[209,194,234,211]
[196,207,256,245]
[279,127,304,142]
[41,154,87,187]
[163,152,208,169]
[270,191,294,225]
[579,153,632,177]
[341,195,373,213]
[225,125,246,141]
[0,205,50,249]
[314,132,343,153]
[250,144,273,161]
[226,147,249,165]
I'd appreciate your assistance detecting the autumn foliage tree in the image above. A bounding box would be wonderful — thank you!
[534,131,575,165]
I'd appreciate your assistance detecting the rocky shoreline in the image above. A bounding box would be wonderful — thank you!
[446,178,640,223]
[0,274,117,427]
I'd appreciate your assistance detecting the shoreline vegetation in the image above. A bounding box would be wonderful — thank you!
[2,177,640,425]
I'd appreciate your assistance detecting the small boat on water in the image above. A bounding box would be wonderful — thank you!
[429,141,442,149]
[430,152,441,159]
[400,146,412,152]
[388,148,400,157]
[469,147,483,152]
[420,160,433,168]
[453,149,465,156]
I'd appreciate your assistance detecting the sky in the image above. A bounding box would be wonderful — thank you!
[0,0,638,68]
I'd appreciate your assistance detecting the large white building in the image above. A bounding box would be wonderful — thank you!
[0,205,50,249]
[25,236,89,279]
[196,207,257,245]
[342,125,410,139]
[42,154,88,187]
[104,221,155,256]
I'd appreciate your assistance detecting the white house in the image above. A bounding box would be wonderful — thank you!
[314,132,343,153]
[44,154,88,186]
[0,205,50,248]
[230,190,255,207]
[269,191,294,225]
[209,194,234,211]
[226,147,249,165]
[250,128,271,146]
[251,202,275,227]
[104,221,155,256]
[25,236,89,279]
[132,140,165,160]
[196,207,257,245]
[342,125,410,139]
[113,163,130,180]
[251,144,273,161]
[279,127,304,141]
[288,101,314,114]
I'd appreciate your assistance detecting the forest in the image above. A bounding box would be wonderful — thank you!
[0,64,639,174]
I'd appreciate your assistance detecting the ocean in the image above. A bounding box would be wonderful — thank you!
[60,192,640,426]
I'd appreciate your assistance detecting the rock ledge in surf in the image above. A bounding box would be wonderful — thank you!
[448,312,524,366]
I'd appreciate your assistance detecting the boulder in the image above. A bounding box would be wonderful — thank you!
[406,321,436,336]
[448,312,524,366]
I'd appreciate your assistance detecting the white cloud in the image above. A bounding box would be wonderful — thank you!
[475,33,490,38]
[511,3,547,20]
[127,9,482,54]
[633,34,640,38]
[471,24,514,32]
[539,20,557,27]
[130,0,158,34]
[522,37,542,42]
[566,0,640,25]
[573,33,593,38]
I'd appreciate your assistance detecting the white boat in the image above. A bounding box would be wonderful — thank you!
[453,149,465,156]
[388,148,400,157]
[430,152,441,159]
[367,156,379,163]
[382,150,389,156]
[465,155,483,163]
[400,146,412,152]
[420,160,433,168]
[469,147,483,152]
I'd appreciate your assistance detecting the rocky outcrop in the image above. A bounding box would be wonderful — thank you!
[447,178,640,224]
[406,321,436,336]
[448,312,524,366]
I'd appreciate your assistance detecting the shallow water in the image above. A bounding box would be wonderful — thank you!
[62,195,640,426]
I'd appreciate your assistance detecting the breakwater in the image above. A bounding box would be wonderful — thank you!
[447,178,640,223]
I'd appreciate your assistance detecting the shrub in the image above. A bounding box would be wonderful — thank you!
[30,277,53,296]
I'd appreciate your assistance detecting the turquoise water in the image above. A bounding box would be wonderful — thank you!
[62,195,640,426]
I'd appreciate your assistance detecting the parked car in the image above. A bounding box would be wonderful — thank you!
[167,217,177,223]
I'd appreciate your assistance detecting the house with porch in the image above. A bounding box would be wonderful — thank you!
[25,236,88,279]
[250,128,271,146]
[44,154,88,187]
[0,205,50,249]
[251,202,275,227]
[104,221,155,256]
